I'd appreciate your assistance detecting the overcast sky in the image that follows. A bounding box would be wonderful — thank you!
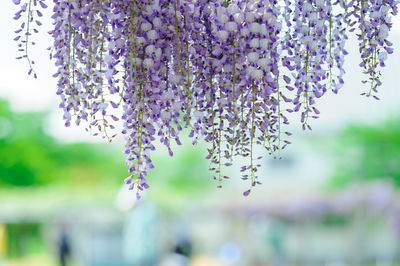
[1,2,400,143]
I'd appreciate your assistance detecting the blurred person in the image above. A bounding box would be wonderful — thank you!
[174,235,192,258]
[58,225,71,266]
[159,224,192,266]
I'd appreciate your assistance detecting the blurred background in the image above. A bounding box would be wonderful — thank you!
[2,2,400,266]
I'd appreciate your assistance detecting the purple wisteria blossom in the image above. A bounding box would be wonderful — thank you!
[13,0,399,197]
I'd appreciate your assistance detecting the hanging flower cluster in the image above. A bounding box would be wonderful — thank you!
[13,0,399,197]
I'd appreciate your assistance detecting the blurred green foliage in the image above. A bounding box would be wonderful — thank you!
[0,99,212,203]
[329,118,400,188]
[6,223,44,259]
[0,99,126,187]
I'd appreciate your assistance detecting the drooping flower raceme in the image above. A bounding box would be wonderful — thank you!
[13,0,399,197]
